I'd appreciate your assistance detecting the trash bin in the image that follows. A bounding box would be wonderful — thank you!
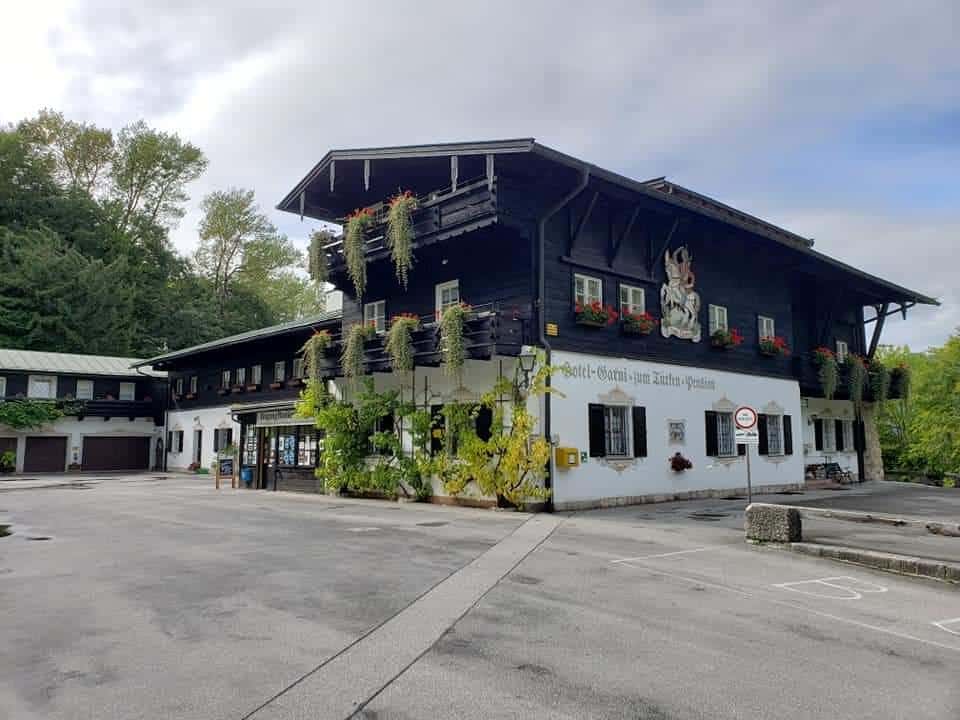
[240,467,253,488]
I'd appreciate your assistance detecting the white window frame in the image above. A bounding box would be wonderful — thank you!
[709,304,728,334]
[618,284,645,317]
[843,420,855,453]
[75,379,94,400]
[27,375,57,399]
[292,357,305,379]
[435,280,461,318]
[364,300,387,334]
[251,365,262,385]
[174,378,184,396]
[822,418,837,453]
[602,404,631,458]
[118,382,135,401]
[758,315,776,340]
[189,376,198,394]
[766,414,783,456]
[574,273,602,307]
[835,340,849,364]
[717,412,736,457]
[221,369,231,388]
[274,360,286,383]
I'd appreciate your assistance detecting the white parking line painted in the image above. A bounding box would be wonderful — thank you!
[773,576,888,601]
[615,561,960,654]
[610,546,721,564]
[933,618,960,636]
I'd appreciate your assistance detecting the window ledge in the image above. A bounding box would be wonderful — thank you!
[713,455,740,466]
[599,456,637,473]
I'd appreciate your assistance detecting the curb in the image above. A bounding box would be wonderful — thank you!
[789,542,960,584]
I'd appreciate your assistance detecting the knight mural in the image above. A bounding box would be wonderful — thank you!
[660,246,701,342]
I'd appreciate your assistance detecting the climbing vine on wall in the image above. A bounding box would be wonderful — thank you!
[0,400,64,430]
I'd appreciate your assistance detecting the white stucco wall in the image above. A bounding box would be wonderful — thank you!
[0,416,162,473]
[800,397,860,479]
[166,406,239,471]
[549,350,804,506]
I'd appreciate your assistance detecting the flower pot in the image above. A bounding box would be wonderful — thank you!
[711,340,733,350]
[576,316,608,328]
[269,382,283,390]
[622,324,654,336]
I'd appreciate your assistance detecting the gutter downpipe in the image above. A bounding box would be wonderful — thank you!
[537,166,590,512]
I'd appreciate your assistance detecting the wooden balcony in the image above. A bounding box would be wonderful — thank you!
[71,399,160,421]
[323,176,498,268]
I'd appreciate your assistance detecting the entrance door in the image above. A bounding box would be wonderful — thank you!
[260,428,276,490]
[192,429,203,466]
[23,436,67,473]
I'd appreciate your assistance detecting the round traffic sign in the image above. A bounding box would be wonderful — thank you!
[734,406,758,429]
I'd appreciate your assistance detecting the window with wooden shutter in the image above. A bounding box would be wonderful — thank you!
[783,415,793,455]
[814,419,824,451]
[757,414,769,455]
[834,419,845,452]
[632,406,647,458]
[705,410,719,457]
[588,404,606,457]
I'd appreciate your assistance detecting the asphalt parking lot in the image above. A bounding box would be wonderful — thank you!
[1,475,958,719]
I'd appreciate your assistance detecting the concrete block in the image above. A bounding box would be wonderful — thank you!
[745,503,802,543]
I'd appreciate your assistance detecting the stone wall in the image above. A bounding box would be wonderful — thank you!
[861,403,884,482]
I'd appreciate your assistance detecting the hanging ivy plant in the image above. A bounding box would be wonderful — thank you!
[869,361,890,407]
[386,190,418,288]
[344,208,375,298]
[812,346,838,400]
[890,363,911,400]
[0,400,63,430]
[846,354,867,411]
[440,302,470,380]
[386,313,420,373]
[307,229,332,285]
[341,323,375,382]
[300,330,332,388]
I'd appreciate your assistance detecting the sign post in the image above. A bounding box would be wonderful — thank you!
[215,452,236,490]
[734,406,759,504]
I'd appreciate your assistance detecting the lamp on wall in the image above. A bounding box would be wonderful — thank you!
[517,349,537,391]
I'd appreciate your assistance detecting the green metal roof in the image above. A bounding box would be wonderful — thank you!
[132,308,342,369]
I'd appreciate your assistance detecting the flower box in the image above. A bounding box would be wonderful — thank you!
[245,384,260,392]
[185,393,196,400]
[710,328,743,350]
[576,316,608,328]
[269,382,283,390]
[621,311,657,336]
[217,388,229,396]
[231,385,245,394]
[758,336,790,357]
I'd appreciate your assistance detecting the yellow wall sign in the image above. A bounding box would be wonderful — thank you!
[545,322,559,337]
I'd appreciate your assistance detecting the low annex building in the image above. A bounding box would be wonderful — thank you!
[137,138,935,509]
[0,349,166,473]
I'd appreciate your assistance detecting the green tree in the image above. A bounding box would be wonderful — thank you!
[18,109,114,195]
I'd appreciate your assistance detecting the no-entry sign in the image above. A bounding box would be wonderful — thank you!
[734,406,759,444]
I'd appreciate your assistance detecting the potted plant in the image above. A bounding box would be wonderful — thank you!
[386,190,418,288]
[344,207,375,297]
[0,450,15,474]
[575,301,618,328]
[621,310,657,336]
[440,302,471,379]
[670,452,693,472]
[710,328,743,349]
[758,335,790,357]
[812,346,838,399]
[845,353,868,411]
[386,313,421,373]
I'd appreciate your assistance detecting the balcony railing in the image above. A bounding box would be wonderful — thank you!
[323,176,498,267]
[72,399,159,419]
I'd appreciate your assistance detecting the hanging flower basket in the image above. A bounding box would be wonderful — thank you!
[811,347,838,400]
[621,311,657,336]
[575,301,618,327]
[670,452,693,472]
[758,335,790,357]
[710,328,743,350]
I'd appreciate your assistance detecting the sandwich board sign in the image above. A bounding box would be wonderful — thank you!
[734,406,759,445]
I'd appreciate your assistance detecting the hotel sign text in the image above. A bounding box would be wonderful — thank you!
[562,361,717,392]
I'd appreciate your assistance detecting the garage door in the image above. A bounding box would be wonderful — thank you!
[23,436,67,473]
[82,436,151,471]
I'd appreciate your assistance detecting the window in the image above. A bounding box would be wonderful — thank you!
[836,340,849,364]
[277,431,297,466]
[118,382,135,401]
[758,315,775,340]
[843,420,855,452]
[189,376,198,394]
[764,414,782,455]
[705,410,736,457]
[28,375,57,399]
[274,361,286,383]
[709,305,728,334]
[174,378,184,396]
[588,404,647,459]
[236,367,246,386]
[173,430,184,453]
[221,370,231,388]
[364,300,387,334]
[619,284,645,316]
[213,428,233,452]
[436,280,460,317]
[76,379,94,400]
[242,429,258,465]
[192,429,203,464]
[574,273,602,307]
[292,357,305,379]
[297,427,319,467]
[370,413,395,455]
[0,375,5,399]
[251,365,262,385]
[822,419,836,452]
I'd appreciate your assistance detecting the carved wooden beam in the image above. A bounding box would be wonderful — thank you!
[867,302,889,359]
[568,191,599,255]
[608,205,640,267]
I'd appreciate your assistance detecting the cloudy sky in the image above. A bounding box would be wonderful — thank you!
[3,1,957,349]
